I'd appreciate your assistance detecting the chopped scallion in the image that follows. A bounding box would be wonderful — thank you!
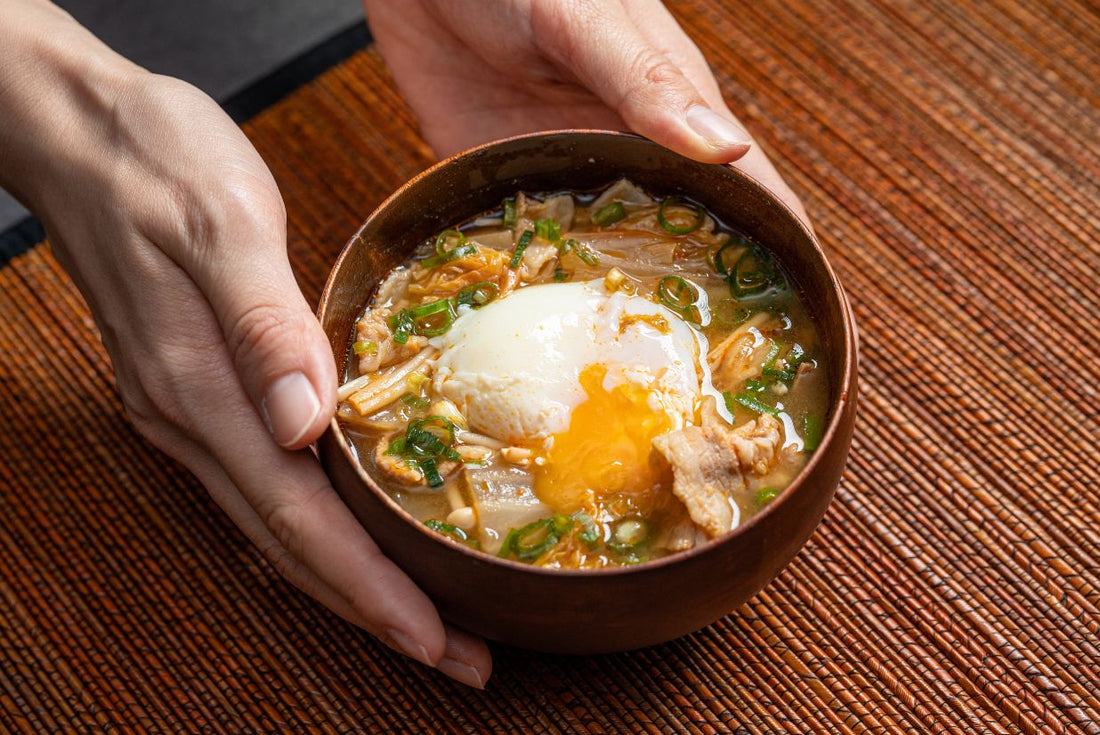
[592,201,626,227]
[387,310,415,345]
[570,239,599,266]
[498,515,573,561]
[658,197,704,235]
[657,275,702,325]
[510,229,534,269]
[433,229,465,256]
[803,413,823,452]
[713,236,750,276]
[408,298,457,337]
[533,218,562,243]
[730,391,780,416]
[572,511,600,548]
[421,241,478,269]
[456,281,499,308]
[401,393,430,409]
[502,199,516,228]
[608,518,649,553]
[729,246,779,298]
[756,487,779,505]
[352,339,379,356]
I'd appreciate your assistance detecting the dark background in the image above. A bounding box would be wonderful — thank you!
[0,0,365,232]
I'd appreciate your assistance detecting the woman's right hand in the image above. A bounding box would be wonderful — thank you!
[0,0,491,688]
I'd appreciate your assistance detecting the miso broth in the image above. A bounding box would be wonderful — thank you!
[336,179,829,568]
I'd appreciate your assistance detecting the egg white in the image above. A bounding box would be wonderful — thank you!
[430,279,727,444]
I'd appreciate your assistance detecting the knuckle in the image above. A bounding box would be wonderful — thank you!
[257,481,329,566]
[259,537,307,584]
[167,177,284,257]
[623,49,685,103]
[225,301,293,377]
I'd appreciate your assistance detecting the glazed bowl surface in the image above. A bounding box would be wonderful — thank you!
[318,131,858,653]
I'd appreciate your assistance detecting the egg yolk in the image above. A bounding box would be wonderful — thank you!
[533,364,675,514]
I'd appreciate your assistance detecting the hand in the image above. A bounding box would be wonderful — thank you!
[364,0,810,224]
[0,2,489,688]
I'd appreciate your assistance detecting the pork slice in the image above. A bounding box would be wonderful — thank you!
[652,397,784,538]
[519,242,559,282]
[355,306,427,373]
[517,192,575,230]
[652,425,738,537]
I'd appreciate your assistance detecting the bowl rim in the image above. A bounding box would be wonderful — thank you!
[319,129,858,578]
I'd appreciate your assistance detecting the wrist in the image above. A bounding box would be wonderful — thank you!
[0,1,145,215]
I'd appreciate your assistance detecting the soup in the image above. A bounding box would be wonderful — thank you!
[336,179,829,568]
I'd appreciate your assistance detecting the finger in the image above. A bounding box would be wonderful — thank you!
[194,198,337,450]
[436,623,493,690]
[623,1,812,225]
[189,359,453,668]
[93,245,491,684]
[532,0,751,163]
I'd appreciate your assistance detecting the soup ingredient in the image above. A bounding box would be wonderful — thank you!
[338,179,828,567]
[652,397,783,537]
[534,363,676,514]
[431,279,713,444]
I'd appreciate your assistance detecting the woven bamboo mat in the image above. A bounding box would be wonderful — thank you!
[1,0,1097,731]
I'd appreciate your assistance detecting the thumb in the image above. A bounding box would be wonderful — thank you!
[191,200,337,450]
[535,2,752,163]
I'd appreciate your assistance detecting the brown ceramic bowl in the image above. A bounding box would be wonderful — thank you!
[317,131,858,654]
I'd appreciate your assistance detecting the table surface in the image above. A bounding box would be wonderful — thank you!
[1,0,1097,732]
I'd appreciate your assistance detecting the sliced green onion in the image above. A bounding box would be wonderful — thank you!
[420,457,444,488]
[510,230,534,269]
[762,367,797,382]
[713,237,750,276]
[729,247,777,298]
[729,391,780,416]
[533,218,561,243]
[352,339,378,356]
[712,299,753,326]
[657,276,702,325]
[387,416,462,487]
[570,239,599,266]
[658,197,704,235]
[572,511,600,548]
[434,229,465,256]
[803,413,824,452]
[592,201,626,227]
[502,199,516,228]
[422,241,478,269]
[657,275,698,311]
[387,310,415,345]
[401,393,430,409]
[425,519,471,543]
[456,281,499,308]
[553,268,570,282]
[756,487,779,505]
[499,515,573,561]
[608,518,648,553]
[762,341,782,369]
[723,390,738,416]
[408,298,457,337]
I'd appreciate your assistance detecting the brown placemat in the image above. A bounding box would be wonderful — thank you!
[1,0,1097,731]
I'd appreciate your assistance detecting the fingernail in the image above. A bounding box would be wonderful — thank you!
[385,628,434,667]
[262,372,322,447]
[686,105,752,150]
[437,656,485,689]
